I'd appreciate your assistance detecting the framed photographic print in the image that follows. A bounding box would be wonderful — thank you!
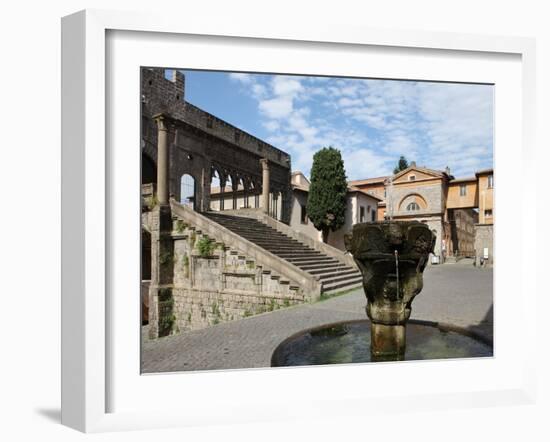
[61,9,537,433]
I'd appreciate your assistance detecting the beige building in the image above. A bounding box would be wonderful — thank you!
[289,171,381,250]
[207,184,283,220]
[349,163,494,264]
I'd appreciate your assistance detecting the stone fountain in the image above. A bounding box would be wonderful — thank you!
[343,221,435,361]
[271,220,493,367]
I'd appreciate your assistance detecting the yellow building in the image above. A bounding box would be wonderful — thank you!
[349,164,494,264]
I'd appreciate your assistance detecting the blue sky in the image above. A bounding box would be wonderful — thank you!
[176,69,494,181]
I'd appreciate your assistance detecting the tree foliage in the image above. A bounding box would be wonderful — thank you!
[306,147,348,243]
[393,155,409,174]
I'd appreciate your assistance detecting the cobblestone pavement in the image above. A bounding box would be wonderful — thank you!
[141,264,493,373]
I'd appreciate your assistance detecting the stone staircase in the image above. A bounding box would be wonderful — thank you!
[204,212,362,294]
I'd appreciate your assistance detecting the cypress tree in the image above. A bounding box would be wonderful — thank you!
[393,155,409,174]
[306,146,348,243]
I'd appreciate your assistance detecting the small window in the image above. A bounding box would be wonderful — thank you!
[409,175,416,181]
[359,206,366,222]
[406,202,420,211]
[371,211,375,222]
[460,184,467,196]
[384,188,387,198]
[484,209,493,217]
[487,175,494,189]
[300,204,308,224]
[367,206,371,213]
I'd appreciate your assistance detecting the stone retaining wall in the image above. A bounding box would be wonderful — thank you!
[164,215,307,333]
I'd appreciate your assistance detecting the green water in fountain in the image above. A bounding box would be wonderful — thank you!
[271,320,492,367]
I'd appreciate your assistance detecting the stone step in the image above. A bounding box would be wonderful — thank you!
[317,269,361,280]
[275,252,322,259]
[227,231,294,241]
[203,211,363,294]
[308,266,356,276]
[299,262,347,272]
[322,279,363,295]
[257,245,315,253]
[286,256,336,264]
[320,273,363,286]
[251,237,306,243]
[252,242,313,250]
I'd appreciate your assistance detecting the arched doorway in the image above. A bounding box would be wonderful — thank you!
[141,229,151,325]
[180,174,196,209]
[142,153,156,185]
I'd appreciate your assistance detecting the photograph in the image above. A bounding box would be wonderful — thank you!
[140,67,494,373]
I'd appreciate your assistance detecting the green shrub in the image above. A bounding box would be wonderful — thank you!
[159,251,172,265]
[175,219,187,233]
[146,195,158,211]
[197,237,215,257]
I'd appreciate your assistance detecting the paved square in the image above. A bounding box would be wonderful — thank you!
[141,263,493,373]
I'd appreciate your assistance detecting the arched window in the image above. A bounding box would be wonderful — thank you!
[406,202,420,211]
[210,169,222,211]
[180,174,196,209]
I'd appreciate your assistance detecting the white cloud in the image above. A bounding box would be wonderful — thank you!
[228,73,253,84]
[338,97,363,107]
[344,148,394,180]
[272,76,303,96]
[251,83,267,99]
[263,120,280,132]
[225,71,493,180]
[259,96,294,119]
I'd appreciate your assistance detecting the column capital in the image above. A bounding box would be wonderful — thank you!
[153,113,168,131]
[260,158,269,169]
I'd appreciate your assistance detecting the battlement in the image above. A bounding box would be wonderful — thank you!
[141,68,291,169]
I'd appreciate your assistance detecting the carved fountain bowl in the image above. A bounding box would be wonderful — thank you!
[272,220,492,367]
[271,319,493,366]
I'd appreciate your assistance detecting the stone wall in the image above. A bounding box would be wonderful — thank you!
[448,208,477,257]
[156,215,308,334]
[289,189,322,242]
[423,217,444,260]
[474,224,494,265]
[141,67,292,222]
[388,182,444,217]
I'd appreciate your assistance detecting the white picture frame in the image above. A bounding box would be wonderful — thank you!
[61,9,537,433]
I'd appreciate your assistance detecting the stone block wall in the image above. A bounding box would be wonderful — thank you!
[474,224,494,265]
[164,217,306,334]
[389,183,444,216]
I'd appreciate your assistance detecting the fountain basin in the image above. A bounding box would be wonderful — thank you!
[271,319,492,367]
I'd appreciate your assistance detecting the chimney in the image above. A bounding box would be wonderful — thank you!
[445,166,451,176]
[410,161,416,167]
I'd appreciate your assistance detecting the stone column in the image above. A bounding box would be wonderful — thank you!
[260,158,270,215]
[149,113,174,340]
[154,113,169,205]
[220,182,225,211]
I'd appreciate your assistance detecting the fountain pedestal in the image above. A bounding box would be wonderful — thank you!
[345,221,435,360]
